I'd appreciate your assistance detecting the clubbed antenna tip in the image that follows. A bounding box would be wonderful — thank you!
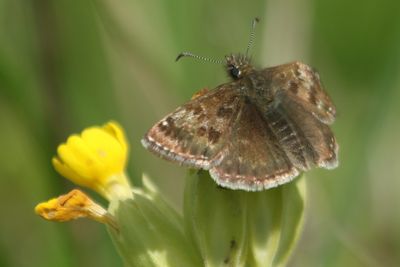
[245,17,261,57]
[175,52,187,62]
[175,51,223,64]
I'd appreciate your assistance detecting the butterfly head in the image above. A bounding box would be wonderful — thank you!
[225,54,254,80]
[176,18,259,81]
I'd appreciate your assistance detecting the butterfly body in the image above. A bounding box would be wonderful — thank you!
[142,54,338,191]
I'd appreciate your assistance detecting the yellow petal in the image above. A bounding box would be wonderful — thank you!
[81,128,125,177]
[52,121,131,200]
[52,157,88,187]
[57,141,92,179]
[66,135,104,178]
[103,121,128,154]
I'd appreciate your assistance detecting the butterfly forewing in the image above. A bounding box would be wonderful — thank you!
[265,62,336,125]
[142,84,241,169]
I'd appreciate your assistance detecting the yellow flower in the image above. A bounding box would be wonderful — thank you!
[35,189,117,230]
[52,121,132,200]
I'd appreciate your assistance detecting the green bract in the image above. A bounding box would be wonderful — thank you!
[107,171,306,267]
[108,175,202,267]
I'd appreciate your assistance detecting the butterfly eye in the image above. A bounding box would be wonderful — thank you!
[229,65,241,79]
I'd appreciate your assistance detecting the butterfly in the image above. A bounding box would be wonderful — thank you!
[141,18,338,191]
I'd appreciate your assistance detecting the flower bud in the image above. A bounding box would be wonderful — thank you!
[184,170,306,267]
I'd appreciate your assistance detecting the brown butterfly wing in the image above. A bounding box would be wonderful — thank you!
[264,61,336,125]
[209,61,339,191]
[142,83,241,169]
[209,99,299,191]
[143,61,338,191]
[274,93,339,170]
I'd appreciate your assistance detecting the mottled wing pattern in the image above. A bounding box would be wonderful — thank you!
[143,59,338,191]
[142,84,241,169]
[264,61,336,125]
[209,99,299,191]
[255,62,339,171]
[274,94,339,169]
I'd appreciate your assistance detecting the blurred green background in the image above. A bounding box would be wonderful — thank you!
[0,0,399,266]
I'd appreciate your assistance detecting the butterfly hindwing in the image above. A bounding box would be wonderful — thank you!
[275,93,339,169]
[209,99,299,191]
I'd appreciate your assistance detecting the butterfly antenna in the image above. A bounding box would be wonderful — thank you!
[176,51,223,64]
[245,17,260,57]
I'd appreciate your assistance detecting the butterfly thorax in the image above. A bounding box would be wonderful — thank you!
[226,54,276,109]
[225,54,255,80]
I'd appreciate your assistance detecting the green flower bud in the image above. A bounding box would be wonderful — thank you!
[246,175,306,266]
[108,174,203,267]
[184,170,248,266]
[184,170,306,267]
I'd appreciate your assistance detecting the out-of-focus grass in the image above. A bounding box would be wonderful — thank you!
[0,0,399,266]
